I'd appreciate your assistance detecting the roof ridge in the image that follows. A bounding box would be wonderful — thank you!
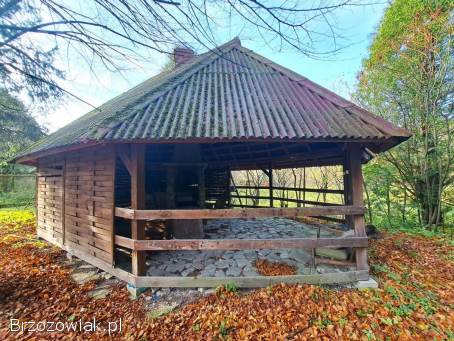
[237,46,411,138]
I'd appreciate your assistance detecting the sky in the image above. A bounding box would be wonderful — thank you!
[38,2,387,133]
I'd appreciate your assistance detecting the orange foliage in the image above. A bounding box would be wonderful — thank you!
[254,258,297,276]
[0,212,453,340]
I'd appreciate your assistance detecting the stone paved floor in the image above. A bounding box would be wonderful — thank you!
[146,218,351,277]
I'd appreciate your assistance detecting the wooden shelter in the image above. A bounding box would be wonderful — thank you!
[13,38,411,288]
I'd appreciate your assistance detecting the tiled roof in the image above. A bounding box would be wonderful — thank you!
[15,38,410,161]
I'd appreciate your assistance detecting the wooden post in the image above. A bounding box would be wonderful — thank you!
[35,167,39,238]
[230,173,243,208]
[110,146,117,266]
[197,166,206,208]
[269,167,274,208]
[343,162,353,227]
[166,166,176,209]
[302,167,306,207]
[131,144,146,276]
[226,168,232,208]
[345,145,369,273]
[62,155,66,245]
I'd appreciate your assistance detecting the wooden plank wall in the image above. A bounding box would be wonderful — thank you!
[64,145,116,265]
[37,156,65,245]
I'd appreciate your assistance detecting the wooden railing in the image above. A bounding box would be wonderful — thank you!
[229,185,346,223]
[231,195,342,207]
[114,205,369,286]
[233,185,344,194]
[115,205,362,220]
[115,235,368,251]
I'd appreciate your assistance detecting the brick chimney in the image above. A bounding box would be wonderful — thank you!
[173,46,195,66]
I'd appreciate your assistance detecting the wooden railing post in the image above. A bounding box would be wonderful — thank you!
[345,145,369,274]
[131,144,146,276]
[343,161,353,227]
[166,166,176,209]
[269,167,274,208]
[197,166,206,208]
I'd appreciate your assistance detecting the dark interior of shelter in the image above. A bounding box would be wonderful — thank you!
[113,141,367,271]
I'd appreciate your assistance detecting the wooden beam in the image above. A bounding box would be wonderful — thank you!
[197,167,205,208]
[38,212,369,288]
[311,216,345,224]
[41,226,369,288]
[15,137,392,166]
[315,257,355,267]
[234,185,344,195]
[343,157,353,227]
[115,205,366,220]
[63,244,138,286]
[115,235,368,251]
[62,155,66,245]
[115,235,135,249]
[110,146,117,266]
[135,270,369,288]
[230,195,342,207]
[14,141,101,165]
[226,168,232,207]
[260,167,270,177]
[269,167,274,208]
[210,149,344,169]
[228,157,343,171]
[118,146,133,176]
[163,162,208,167]
[166,166,176,209]
[130,144,146,276]
[345,144,369,273]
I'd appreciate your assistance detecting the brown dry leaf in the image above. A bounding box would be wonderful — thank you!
[0,211,453,340]
[253,258,297,276]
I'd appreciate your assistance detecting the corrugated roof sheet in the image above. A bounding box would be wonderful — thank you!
[15,38,410,161]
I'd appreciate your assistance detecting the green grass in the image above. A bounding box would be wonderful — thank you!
[0,192,35,209]
[0,175,36,209]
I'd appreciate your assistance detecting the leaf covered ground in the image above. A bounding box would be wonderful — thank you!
[254,258,297,276]
[0,210,452,340]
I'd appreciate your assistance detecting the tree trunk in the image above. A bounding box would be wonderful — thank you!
[415,174,443,228]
